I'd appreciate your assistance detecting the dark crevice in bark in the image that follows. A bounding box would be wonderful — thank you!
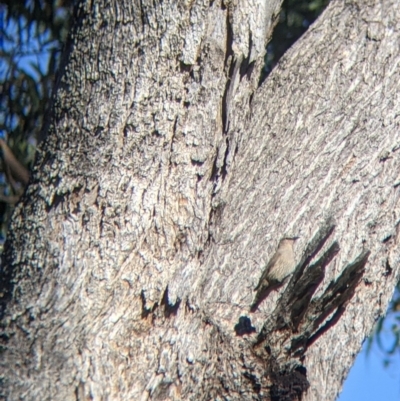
[288,220,336,287]
[302,305,346,352]
[384,259,393,276]
[269,363,309,401]
[234,315,256,336]
[49,193,65,211]
[289,241,340,329]
[185,299,196,313]
[138,0,148,32]
[74,385,79,401]
[221,4,234,134]
[161,286,181,317]
[168,116,178,171]
[141,290,158,318]
[209,149,219,184]
[221,137,230,180]
[302,249,370,338]
[249,223,365,397]
[253,221,369,368]
[242,371,261,394]
[191,159,205,167]
[179,61,192,73]
[249,92,254,109]
[239,32,255,80]
[206,201,226,245]
[222,2,233,68]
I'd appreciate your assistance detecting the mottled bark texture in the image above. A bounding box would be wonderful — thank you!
[1,0,400,400]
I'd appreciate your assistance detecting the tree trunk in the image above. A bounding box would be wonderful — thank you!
[1,0,400,400]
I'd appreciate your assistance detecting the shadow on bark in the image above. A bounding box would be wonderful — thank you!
[251,221,370,400]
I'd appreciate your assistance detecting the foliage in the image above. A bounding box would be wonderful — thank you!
[1,0,73,150]
[366,284,400,368]
[262,0,330,79]
[0,0,73,243]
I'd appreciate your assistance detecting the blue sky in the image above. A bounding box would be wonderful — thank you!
[339,320,400,401]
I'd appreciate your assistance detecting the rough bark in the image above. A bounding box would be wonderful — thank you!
[1,0,400,400]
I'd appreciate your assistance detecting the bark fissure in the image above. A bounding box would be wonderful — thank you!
[254,225,369,360]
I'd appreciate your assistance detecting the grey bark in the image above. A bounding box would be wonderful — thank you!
[1,0,400,400]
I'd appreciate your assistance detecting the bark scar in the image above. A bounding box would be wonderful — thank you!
[254,221,369,359]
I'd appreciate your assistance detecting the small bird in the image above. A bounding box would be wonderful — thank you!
[250,237,299,312]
